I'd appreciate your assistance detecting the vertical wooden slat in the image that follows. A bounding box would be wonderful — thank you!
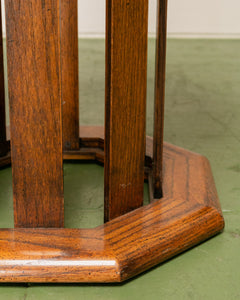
[61,0,79,150]
[153,0,168,198]
[5,0,64,227]
[105,0,149,221]
[0,0,7,157]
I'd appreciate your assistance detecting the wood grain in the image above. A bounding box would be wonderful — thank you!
[0,126,151,181]
[105,0,149,221]
[153,0,168,198]
[61,0,79,150]
[0,128,224,282]
[0,0,7,157]
[5,0,64,228]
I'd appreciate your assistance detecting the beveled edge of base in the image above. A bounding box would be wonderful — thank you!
[0,126,224,282]
[0,205,224,283]
[118,206,224,282]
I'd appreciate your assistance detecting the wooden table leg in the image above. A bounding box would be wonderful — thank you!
[153,0,168,198]
[0,0,7,158]
[104,0,149,221]
[61,0,79,151]
[5,0,64,228]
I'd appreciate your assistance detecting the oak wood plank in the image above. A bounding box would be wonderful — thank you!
[61,0,79,150]
[153,0,168,198]
[5,0,64,227]
[0,1,7,157]
[105,0,149,221]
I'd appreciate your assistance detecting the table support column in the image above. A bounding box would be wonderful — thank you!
[0,0,7,157]
[153,0,168,198]
[5,0,64,227]
[105,0,149,221]
[61,0,79,150]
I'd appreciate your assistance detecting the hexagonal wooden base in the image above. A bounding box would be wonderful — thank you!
[0,126,224,282]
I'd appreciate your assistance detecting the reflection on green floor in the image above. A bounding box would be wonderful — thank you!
[0,38,240,299]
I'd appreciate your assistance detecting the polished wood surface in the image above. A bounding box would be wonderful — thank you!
[105,0,149,221]
[153,0,168,198]
[1,0,224,283]
[5,0,64,228]
[0,126,151,182]
[0,0,7,158]
[61,0,79,151]
[0,127,224,282]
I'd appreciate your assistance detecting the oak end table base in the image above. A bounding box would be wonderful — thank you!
[0,126,224,283]
[0,0,224,282]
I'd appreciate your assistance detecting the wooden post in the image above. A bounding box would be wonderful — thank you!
[61,0,79,150]
[0,0,7,157]
[5,0,64,227]
[153,0,168,198]
[105,0,149,221]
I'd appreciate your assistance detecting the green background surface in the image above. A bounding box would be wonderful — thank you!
[0,38,240,299]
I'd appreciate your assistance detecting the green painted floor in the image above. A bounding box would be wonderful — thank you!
[0,38,240,299]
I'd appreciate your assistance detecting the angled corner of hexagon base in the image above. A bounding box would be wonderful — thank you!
[112,142,225,282]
